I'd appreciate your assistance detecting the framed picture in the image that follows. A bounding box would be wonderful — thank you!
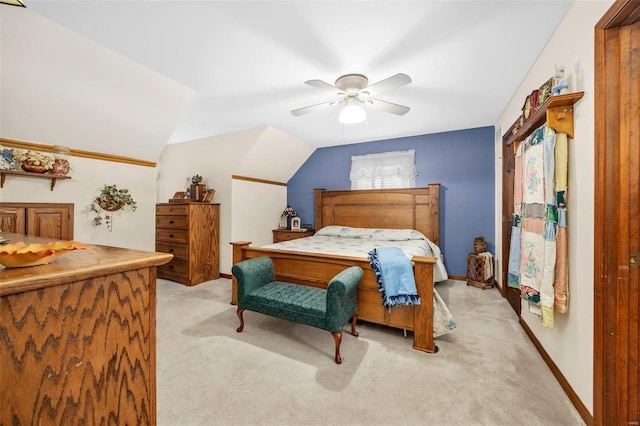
[506,115,522,137]
[291,217,301,231]
[173,191,185,199]
[530,89,539,113]
[202,189,215,203]
[537,78,554,108]
[522,95,533,121]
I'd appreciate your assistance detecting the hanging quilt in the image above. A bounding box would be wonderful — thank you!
[508,125,569,327]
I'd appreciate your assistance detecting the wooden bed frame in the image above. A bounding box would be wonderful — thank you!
[230,183,442,353]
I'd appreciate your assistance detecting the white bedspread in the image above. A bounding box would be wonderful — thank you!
[262,226,455,337]
[263,226,449,282]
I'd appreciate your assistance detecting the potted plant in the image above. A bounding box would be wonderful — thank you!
[19,150,54,173]
[87,184,137,231]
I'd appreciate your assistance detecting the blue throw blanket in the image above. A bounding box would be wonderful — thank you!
[368,247,421,308]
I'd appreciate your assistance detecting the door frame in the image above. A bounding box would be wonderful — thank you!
[594,0,640,424]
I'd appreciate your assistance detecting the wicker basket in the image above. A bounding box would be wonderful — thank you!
[97,198,123,212]
[21,162,48,174]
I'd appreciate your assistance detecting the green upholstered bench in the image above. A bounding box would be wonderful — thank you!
[231,256,363,364]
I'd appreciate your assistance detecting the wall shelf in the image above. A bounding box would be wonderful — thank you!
[504,91,584,147]
[0,170,71,191]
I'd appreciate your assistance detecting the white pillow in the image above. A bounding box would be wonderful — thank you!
[315,226,373,239]
[316,226,427,241]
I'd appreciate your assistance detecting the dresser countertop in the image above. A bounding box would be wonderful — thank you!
[0,233,172,296]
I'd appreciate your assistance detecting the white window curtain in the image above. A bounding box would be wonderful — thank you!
[350,150,417,190]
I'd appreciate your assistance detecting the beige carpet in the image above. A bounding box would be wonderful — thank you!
[156,278,585,426]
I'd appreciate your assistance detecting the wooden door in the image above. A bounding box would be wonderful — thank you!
[502,133,520,315]
[27,207,73,240]
[594,1,640,424]
[0,207,26,234]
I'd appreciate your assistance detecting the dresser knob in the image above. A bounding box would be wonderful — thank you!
[169,234,174,238]
[169,220,174,224]
[169,249,174,253]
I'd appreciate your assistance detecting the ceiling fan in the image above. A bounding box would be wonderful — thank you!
[291,73,412,124]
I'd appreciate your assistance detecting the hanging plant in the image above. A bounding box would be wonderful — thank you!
[87,184,137,231]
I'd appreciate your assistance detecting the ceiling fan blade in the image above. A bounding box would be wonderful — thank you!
[363,98,410,115]
[360,73,412,97]
[291,100,340,116]
[305,79,340,92]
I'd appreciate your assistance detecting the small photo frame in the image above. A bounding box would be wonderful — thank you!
[291,217,301,231]
[202,189,215,203]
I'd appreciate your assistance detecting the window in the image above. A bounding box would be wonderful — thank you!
[349,150,417,190]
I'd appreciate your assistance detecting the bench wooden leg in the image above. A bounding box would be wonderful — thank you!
[236,308,245,332]
[331,332,343,364]
[351,313,359,337]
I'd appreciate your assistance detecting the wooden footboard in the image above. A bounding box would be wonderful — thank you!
[230,241,437,353]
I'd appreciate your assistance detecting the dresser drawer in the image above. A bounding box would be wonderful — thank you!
[156,228,189,243]
[273,230,314,243]
[156,205,189,216]
[158,259,189,277]
[156,215,188,229]
[156,242,188,261]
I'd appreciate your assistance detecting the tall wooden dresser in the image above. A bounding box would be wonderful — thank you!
[155,203,220,286]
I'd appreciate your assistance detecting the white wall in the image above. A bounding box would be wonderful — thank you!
[0,6,194,163]
[0,156,156,251]
[494,0,614,415]
[158,125,315,275]
[0,5,194,252]
[231,178,287,247]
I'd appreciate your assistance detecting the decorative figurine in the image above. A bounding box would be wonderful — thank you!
[552,65,569,95]
[280,204,297,229]
[0,146,16,170]
[473,235,487,254]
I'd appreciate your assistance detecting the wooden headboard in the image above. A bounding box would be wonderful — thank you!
[313,183,441,246]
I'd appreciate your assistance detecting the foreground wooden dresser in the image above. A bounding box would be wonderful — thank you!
[155,203,220,285]
[0,233,172,425]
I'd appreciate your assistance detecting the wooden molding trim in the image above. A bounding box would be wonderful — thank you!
[231,174,286,187]
[519,317,593,425]
[596,0,640,28]
[220,273,232,280]
[448,274,465,281]
[0,137,156,168]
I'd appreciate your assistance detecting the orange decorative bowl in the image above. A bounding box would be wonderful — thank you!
[0,241,91,268]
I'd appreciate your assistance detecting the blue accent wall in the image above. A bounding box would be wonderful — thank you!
[287,126,495,277]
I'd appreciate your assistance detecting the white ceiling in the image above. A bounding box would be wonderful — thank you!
[21,0,573,148]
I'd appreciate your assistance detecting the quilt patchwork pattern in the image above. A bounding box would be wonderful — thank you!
[508,125,569,327]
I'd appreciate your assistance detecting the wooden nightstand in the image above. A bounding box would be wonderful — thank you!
[272,229,314,243]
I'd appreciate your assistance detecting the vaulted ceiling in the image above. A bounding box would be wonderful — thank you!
[14,1,573,148]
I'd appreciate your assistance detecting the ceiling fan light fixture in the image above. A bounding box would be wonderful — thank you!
[293,72,411,122]
[339,103,366,124]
